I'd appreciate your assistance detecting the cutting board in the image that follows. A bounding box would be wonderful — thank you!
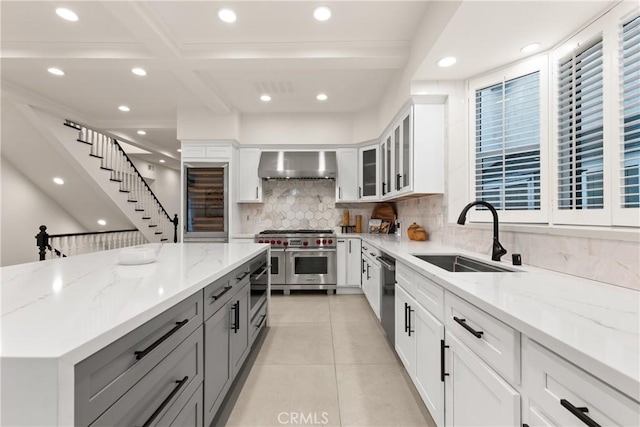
[371,203,396,232]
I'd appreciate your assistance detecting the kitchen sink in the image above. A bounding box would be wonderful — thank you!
[413,254,519,273]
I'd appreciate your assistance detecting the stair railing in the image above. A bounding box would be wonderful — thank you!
[36,225,147,261]
[63,120,179,243]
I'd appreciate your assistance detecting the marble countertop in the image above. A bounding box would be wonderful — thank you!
[343,233,639,402]
[0,242,268,362]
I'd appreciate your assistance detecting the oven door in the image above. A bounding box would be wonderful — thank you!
[270,249,286,285]
[285,248,337,286]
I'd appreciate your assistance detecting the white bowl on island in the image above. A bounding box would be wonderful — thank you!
[118,246,157,265]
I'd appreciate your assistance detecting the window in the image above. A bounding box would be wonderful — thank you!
[475,72,541,211]
[620,14,640,209]
[557,37,604,211]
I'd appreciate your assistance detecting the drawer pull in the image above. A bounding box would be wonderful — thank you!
[134,320,189,360]
[453,316,484,338]
[211,286,232,301]
[236,272,250,282]
[407,306,414,337]
[256,314,267,328]
[141,376,189,427]
[440,340,449,382]
[231,301,240,333]
[404,303,409,333]
[560,399,601,427]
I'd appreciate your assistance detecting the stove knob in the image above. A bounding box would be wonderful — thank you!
[322,239,327,244]
[328,239,333,244]
[303,241,308,246]
[277,240,282,245]
[284,241,289,246]
[258,240,263,243]
[316,239,321,244]
[270,240,275,245]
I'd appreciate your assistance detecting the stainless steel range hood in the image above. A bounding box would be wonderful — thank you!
[258,151,336,179]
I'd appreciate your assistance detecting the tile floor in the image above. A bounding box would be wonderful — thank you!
[226,293,436,427]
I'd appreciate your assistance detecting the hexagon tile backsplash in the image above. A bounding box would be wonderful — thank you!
[238,180,370,234]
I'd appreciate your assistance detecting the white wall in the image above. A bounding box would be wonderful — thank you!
[129,158,181,220]
[239,113,354,146]
[177,106,240,141]
[0,157,86,266]
[351,107,380,143]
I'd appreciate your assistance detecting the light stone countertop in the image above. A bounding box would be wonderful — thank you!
[0,242,269,426]
[340,232,639,402]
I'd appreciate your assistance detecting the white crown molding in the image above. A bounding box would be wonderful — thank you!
[0,41,151,59]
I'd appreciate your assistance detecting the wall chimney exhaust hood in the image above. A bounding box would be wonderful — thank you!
[258,151,337,179]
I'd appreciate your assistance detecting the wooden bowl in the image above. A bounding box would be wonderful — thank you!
[407,222,428,241]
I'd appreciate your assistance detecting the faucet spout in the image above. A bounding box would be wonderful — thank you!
[457,200,507,262]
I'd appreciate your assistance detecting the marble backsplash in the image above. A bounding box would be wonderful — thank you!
[238,180,371,235]
[396,195,640,290]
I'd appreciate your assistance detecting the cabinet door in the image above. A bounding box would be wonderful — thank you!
[336,149,358,202]
[204,306,231,426]
[444,331,520,427]
[400,110,412,192]
[368,261,381,319]
[380,136,392,196]
[346,239,362,286]
[395,284,416,377]
[358,144,379,200]
[361,258,370,300]
[393,124,401,193]
[237,148,262,202]
[414,304,445,427]
[230,284,250,377]
[336,239,347,286]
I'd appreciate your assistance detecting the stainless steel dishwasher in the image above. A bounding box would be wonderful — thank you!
[377,254,395,344]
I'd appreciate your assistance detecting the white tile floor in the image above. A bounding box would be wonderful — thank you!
[226,294,436,427]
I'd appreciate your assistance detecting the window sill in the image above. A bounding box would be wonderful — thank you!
[455,222,639,242]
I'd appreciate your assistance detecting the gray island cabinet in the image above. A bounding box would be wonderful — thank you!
[0,243,269,427]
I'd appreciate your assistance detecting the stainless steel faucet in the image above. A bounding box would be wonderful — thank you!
[457,201,507,262]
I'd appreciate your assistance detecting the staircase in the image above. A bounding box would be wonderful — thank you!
[62,120,178,243]
[19,105,178,244]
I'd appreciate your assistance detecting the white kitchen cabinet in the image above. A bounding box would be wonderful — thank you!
[338,238,362,287]
[380,134,392,197]
[358,143,379,200]
[181,142,233,161]
[444,330,521,427]
[522,338,639,427]
[237,148,262,202]
[414,303,445,427]
[335,148,359,202]
[395,283,417,378]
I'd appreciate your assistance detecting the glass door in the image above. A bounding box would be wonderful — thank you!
[184,164,228,240]
[401,112,412,191]
[381,135,392,196]
[359,145,379,199]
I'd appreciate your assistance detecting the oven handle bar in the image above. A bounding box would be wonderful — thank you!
[252,264,271,281]
[286,248,336,253]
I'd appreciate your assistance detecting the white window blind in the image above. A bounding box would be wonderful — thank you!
[475,72,541,210]
[620,14,640,208]
[557,37,604,210]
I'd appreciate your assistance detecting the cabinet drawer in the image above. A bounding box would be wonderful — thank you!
[90,326,204,426]
[250,300,268,345]
[156,383,203,427]
[204,264,250,321]
[396,262,415,296]
[523,338,639,427]
[414,273,444,322]
[75,292,203,426]
[445,292,520,384]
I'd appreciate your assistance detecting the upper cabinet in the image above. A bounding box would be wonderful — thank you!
[237,148,262,202]
[336,148,359,202]
[381,99,445,200]
[358,144,380,201]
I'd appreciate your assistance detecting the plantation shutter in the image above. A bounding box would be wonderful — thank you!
[620,14,640,208]
[557,37,604,210]
[475,72,541,210]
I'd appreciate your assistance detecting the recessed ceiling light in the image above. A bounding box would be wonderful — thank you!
[316,93,328,101]
[118,105,130,112]
[521,42,541,54]
[53,177,64,185]
[56,8,78,22]
[97,219,107,226]
[137,130,146,135]
[177,148,182,153]
[218,8,237,23]
[437,56,457,67]
[313,6,332,21]
[47,67,65,76]
[159,159,165,163]
[131,67,147,76]
[260,94,272,102]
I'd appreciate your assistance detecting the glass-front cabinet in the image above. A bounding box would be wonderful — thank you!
[381,135,392,197]
[358,144,379,200]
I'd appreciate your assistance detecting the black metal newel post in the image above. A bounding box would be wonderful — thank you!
[35,225,49,261]
[173,214,179,243]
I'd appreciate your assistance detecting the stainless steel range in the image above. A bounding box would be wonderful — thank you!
[255,229,337,293]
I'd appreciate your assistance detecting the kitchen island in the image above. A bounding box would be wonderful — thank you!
[0,242,269,427]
